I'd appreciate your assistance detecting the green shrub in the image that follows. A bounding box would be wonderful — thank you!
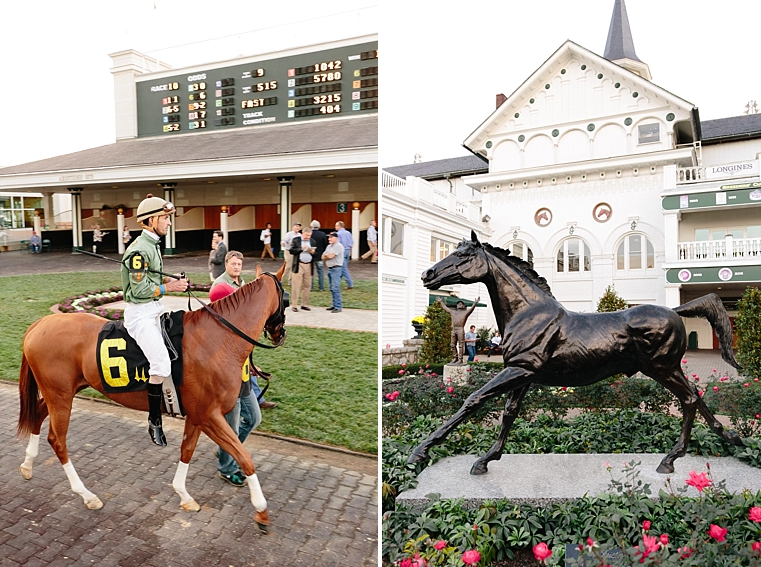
[703,379,761,437]
[736,286,761,380]
[596,284,629,312]
[418,301,453,364]
[475,326,492,352]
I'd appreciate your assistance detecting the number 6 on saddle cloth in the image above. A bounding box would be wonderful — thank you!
[96,312,185,415]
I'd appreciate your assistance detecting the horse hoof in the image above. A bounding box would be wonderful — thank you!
[181,499,200,512]
[470,462,489,476]
[656,462,674,475]
[255,510,270,534]
[19,466,33,480]
[85,497,103,510]
[407,449,428,465]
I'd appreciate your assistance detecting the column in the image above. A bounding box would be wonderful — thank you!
[278,176,293,259]
[117,208,126,254]
[68,187,83,252]
[351,202,361,260]
[220,206,229,245]
[42,192,53,229]
[663,211,680,263]
[162,183,177,255]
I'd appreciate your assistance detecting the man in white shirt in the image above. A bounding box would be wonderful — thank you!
[260,222,275,260]
[281,222,301,286]
[360,220,378,263]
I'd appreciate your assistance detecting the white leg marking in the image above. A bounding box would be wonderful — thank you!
[20,434,40,480]
[172,461,200,512]
[62,461,103,509]
[247,474,267,512]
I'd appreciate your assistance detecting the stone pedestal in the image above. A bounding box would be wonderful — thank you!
[443,363,469,386]
[382,339,423,366]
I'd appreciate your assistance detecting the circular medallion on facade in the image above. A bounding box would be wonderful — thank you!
[534,208,553,227]
[518,134,525,142]
[552,129,559,137]
[485,141,492,148]
[615,82,620,88]
[530,98,535,104]
[624,117,632,126]
[593,202,612,222]
[514,112,520,118]
[718,267,733,281]
[678,269,692,282]
[666,113,675,121]
[581,64,586,70]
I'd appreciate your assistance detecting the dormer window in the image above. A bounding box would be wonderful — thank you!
[638,123,660,145]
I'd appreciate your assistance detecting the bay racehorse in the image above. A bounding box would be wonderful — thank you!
[17,263,286,532]
[408,232,743,475]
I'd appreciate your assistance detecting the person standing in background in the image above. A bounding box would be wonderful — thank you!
[122,226,132,247]
[309,220,328,292]
[334,221,354,289]
[260,222,275,260]
[208,230,226,281]
[288,227,315,312]
[281,222,301,286]
[360,219,377,263]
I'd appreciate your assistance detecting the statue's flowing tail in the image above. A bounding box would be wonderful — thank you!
[674,293,739,369]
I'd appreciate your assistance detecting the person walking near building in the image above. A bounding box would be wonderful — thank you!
[208,230,227,281]
[121,194,188,446]
[309,220,328,292]
[464,325,478,362]
[259,222,275,260]
[288,227,316,312]
[334,221,354,289]
[322,231,344,313]
[92,225,108,254]
[281,222,301,286]
[122,226,132,246]
[360,219,377,263]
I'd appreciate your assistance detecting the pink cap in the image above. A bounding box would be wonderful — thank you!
[209,282,236,302]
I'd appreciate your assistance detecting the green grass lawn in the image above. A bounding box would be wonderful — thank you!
[0,271,378,454]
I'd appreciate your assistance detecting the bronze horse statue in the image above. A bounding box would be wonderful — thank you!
[17,264,286,532]
[408,232,743,475]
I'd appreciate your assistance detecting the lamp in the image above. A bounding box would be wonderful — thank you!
[352,202,360,210]
[481,215,491,223]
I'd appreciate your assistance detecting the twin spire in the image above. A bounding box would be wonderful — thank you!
[602,0,652,81]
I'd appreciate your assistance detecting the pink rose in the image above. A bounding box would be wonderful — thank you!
[709,524,727,542]
[446,386,454,394]
[685,470,712,492]
[433,540,447,551]
[532,542,552,561]
[753,541,761,552]
[682,359,687,364]
[398,370,405,375]
[642,520,651,531]
[461,549,481,565]
[660,533,669,545]
[713,386,719,392]
[750,507,761,523]
[678,546,693,558]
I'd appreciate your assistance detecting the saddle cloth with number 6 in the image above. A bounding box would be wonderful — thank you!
[95,312,184,394]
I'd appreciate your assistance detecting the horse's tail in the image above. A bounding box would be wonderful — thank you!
[17,351,43,439]
[673,293,739,369]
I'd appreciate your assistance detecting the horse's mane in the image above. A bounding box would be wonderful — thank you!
[481,242,555,298]
[185,276,270,325]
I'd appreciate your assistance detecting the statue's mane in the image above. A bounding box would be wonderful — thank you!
[482,242,555,298]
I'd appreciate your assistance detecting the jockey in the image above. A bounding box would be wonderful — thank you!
[121,194,188,446]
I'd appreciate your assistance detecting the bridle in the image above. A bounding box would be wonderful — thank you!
[189,272,286,349]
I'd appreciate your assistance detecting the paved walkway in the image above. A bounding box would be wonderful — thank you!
[0,383,378,567]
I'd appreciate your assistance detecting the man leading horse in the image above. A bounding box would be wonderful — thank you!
[121,194,188,446]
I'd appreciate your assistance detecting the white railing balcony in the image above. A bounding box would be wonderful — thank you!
[677,237,761,260]
[676,167,705,184]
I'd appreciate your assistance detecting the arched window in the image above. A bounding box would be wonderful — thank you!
[617,234,654,271]
[556,238,591,273]
[508,241,534,269]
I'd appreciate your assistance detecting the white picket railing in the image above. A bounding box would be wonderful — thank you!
[677,237,761,260]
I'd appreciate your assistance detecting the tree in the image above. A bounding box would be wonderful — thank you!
[736,286,761,379]
[596,285,628,313]
[419,300,453,364]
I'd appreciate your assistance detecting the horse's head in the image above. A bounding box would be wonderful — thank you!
[422,231,489,289]
[261,272,287,347]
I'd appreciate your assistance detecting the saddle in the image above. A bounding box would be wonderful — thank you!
[96,311,185,415]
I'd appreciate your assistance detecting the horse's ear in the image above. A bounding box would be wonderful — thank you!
[255,264,263,278]
[274,261,286,281]
[471,230,481,247]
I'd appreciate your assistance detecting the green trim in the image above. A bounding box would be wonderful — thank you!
[561,69,566,74]
[545,84,550,89]
[552,129,559,137]
[587,123,595,132]
[633,92,639,98]
[666,113,675,121]
[530,98,535,104]
[666,265,761,284]
[518,135,525,142]
[624,117,633,126]
[662,184,761,210]
[485,141,493,149]
[615,82,620,88]
[429,295,487,308]
[514,112,520,118]
[581,64,586,70]
[597,73,603,79]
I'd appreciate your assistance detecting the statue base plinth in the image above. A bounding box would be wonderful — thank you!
[443,363,469,386]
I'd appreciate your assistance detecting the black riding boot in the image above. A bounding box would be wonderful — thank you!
[147,383,167,447]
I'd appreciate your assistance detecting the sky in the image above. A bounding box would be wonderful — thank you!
[0,0,377,168]
[3,1,761,170]
[380,0,761,167]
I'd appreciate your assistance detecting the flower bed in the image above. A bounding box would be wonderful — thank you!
[57,282,211,321]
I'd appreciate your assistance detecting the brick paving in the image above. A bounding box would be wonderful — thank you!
[0,383,378,567]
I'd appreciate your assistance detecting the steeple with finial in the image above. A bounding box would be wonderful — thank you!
[603,0,652,81]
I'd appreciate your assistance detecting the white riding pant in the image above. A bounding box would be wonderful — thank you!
[124,300,171,378]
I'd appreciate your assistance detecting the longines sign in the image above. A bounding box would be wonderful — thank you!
[705,160,759,179]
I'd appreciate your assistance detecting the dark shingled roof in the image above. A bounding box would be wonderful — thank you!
[701,113,761,142]
[383,154,488,180]
[603,0,642,63]
[0,115,377,175]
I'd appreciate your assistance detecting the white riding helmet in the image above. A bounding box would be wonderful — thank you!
[136,194,175,225]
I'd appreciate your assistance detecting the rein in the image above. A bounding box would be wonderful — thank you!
[185,272,286,350]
